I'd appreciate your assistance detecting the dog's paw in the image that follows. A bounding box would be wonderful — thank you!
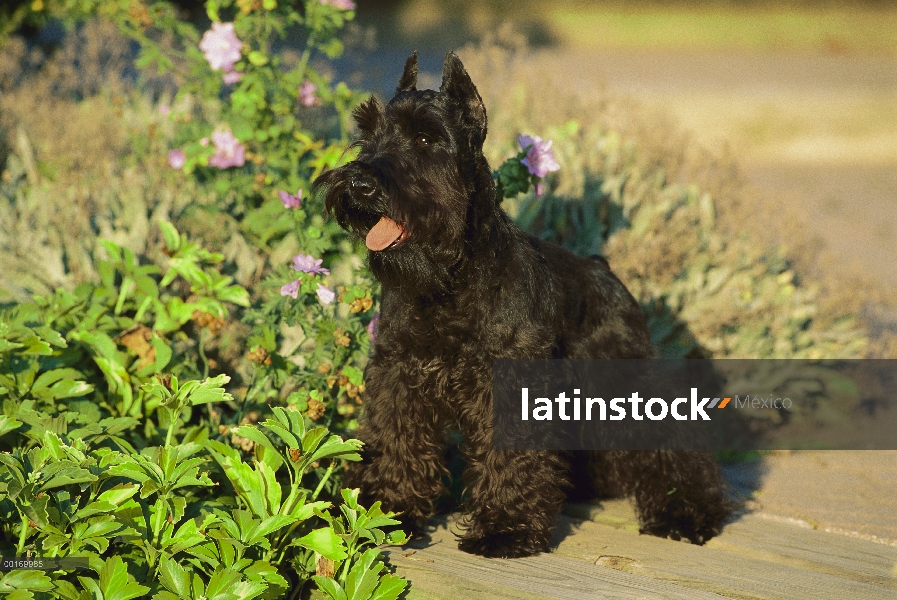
[457,530,549,558]
[639,515,724,545]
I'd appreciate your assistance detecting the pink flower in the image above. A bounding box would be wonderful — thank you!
[299,80,319,107]
[168,149,186,169]
[517,134,560,178]
[320,0,356,9]
[367,312,379,340]
[158,103,171,116]
[279,189,303,209]
[281,280,300,298]
[200,137,210,146]
[208,128,245,169]
[316,284,335,305]
[199,22,243,73]
[534,182,544,198]
[292,254,329,276]
[222,70,242,85]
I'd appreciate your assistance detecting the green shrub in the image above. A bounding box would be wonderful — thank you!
[1,1,408,597]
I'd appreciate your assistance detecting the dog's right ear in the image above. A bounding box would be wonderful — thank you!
[395,51,418,93]
[353,95,385,135]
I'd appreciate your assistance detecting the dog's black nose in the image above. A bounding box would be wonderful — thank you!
[350,177,376,197]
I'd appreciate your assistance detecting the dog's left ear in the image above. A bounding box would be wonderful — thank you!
[396,51,418,93]
[440,51,487,143]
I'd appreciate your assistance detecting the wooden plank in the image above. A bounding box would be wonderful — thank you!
[566,499,897,587]
[387,523,729,600]
[706,514,897,589]
[386,509,897,600]
[553,507,897,600]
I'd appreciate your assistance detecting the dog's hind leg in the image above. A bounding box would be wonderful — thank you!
[601,450,733,544]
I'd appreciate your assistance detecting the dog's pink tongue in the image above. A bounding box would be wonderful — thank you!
[366,216,404,251]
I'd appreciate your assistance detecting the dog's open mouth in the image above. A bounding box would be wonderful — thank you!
[366,216,408,251]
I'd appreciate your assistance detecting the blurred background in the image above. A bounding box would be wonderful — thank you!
[2,0,895,355]
[354,0,897,357]
[348,0,897,286]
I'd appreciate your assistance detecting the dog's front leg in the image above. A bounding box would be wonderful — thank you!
[457,394,568,558]
[343,361,448,536]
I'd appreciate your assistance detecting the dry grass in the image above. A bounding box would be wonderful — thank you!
[0,21,208,300]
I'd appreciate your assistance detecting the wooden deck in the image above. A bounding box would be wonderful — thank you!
[384,453,897,599]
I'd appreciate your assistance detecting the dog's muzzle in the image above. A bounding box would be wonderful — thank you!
[350,176,377,198]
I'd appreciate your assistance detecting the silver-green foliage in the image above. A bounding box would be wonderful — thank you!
[504,124,867,359]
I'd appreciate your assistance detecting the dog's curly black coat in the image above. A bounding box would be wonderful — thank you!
[314,51,732,558]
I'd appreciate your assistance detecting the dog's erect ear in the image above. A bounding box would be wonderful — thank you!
[353,95,385,135]
[440,51,487,141]
[396,51,419,93]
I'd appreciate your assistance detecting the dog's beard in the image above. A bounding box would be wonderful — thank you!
[368,243,455,296]
[366,199,466,297]
[319,161,469,298]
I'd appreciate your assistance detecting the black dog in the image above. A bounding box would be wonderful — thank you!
[314,51,731,558]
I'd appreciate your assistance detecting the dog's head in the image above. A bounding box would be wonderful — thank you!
[314,51,496,296]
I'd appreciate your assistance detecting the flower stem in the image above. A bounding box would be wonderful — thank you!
[311,461,335,501]
[198,328,210,379]
[16,513,28,556]
[164,415,176,448]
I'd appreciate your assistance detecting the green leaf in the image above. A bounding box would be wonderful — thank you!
[217,285,250,306]
[96,484,140,508]
[48,379,95,400]
[181,375,233,406]
[0,570,55,594]
[345,548,384,600]
[369,573,408,600]
[319,37,344,59]
[204,568,243,600]
[308,434,362,464]
[158,219,181,253]
[151,335,173,372]
[295,527,347,561]
[21,335,52,356]
[163,519,207,554]
[98,556,150,600]
[231,425,285,470]
[40,465,97,491]
[0,415,23,438]
[31,368,91,399]
[247,51,269,66]
[158,556,190,597]
[21,494,50,528]
[252,514,294,540]
[313,576,347,600]
[0,339,24,353]
[33,325,67,348]
[206,1,220,23]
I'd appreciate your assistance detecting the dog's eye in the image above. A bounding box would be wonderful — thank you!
[414,134,429,147]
